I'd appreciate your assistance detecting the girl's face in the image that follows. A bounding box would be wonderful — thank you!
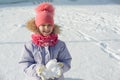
[38,24,54,36]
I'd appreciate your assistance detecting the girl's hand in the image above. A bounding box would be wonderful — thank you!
[57,62,64,68]
[36,64,55,79]
[36,65,46,76]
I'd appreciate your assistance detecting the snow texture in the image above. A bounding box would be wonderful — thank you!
[0,0,120,80]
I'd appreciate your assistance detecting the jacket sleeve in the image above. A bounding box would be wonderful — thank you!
[58,42,72,73]
[19,42,41,79]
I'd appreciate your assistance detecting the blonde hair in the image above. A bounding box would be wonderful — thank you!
[26,18,61,34]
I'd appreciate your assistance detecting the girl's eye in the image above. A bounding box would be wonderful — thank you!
[41,24,52,27]
[48,24,51,27]
[42,25,45,26]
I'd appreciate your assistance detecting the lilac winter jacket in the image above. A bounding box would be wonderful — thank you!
[19,40,72,80]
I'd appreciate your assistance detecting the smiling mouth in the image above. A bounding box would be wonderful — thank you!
[43,31,50,33]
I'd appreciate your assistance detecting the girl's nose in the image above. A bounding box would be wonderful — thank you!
[44,26,49,29]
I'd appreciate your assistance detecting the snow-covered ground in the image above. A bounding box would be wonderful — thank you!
[0,0,120,80]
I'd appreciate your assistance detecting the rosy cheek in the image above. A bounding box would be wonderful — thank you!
[52,27,54,30]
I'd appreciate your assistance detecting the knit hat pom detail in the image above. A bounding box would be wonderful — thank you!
[35,2,54,15]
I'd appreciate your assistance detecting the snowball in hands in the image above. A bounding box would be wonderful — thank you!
[46,59,63,78]
[36,64,55,80]
[36,59,63,80]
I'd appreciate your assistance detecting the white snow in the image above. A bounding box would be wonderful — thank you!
[0,0,120,80]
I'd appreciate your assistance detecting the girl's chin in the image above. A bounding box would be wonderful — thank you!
[41,31,52,36]
[42,33,50,36]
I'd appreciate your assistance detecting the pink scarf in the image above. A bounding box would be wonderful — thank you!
[31,34,58,47]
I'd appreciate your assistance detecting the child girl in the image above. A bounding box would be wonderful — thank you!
[19,2,72,80]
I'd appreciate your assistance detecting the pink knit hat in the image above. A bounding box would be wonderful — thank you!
[35,2,54,27]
